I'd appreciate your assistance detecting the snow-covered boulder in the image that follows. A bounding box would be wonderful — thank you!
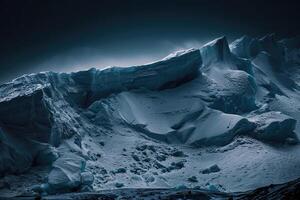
[248,111,297,143]
[182,110,256,146]
[46,153,91,193]
[200,164,221,174]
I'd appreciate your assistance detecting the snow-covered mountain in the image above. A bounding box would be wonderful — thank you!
[0,34,300,198]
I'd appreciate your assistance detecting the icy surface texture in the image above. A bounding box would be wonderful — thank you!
[0,35,300,196]
[110,91,255,146]
[0,49,202,192]
[200,36,257,113]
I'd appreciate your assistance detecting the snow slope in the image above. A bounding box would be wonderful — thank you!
[0,34,300,198]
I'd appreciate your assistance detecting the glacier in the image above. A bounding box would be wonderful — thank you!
[0,34,300,198]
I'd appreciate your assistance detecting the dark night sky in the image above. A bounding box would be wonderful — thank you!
[0,0,299,83]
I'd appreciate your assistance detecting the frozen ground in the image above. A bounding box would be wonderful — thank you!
[0,34,300,198]
[2,175,300,200]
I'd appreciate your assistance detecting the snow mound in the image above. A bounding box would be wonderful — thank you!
[207,69,257,113]
[104,90,255,146]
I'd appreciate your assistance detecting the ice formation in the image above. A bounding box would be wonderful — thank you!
[0,34,300,197]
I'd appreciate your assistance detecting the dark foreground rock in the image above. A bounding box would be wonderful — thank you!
[3,177,300,200]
